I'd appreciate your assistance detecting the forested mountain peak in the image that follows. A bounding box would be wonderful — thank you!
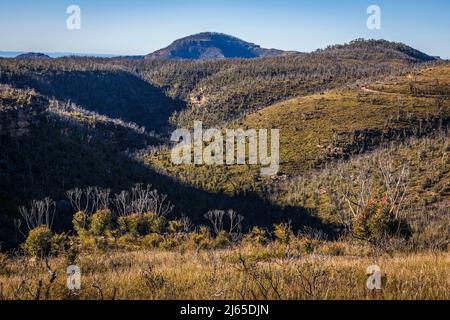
[321,38,437,62]
[15,52,51,59]
[145,32,284,60]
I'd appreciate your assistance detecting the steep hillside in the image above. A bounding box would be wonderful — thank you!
[0,86,162,248]
[145,63,450,193]
[242,64,449,176]
[143,64,449,246]
[146,32,284,60]
[0,40,446,251]
[0,86,327,249]
[273,132,449,248]
[0,58,186,132]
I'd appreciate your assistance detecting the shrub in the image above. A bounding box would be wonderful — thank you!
[143,233,164,248]
[118,213,166,237]
[89,210,113,236]
[118,214,139,237]
[168,220,184,234]
[213,231,231,249]
[244,227,269,246]
[273,223,293,244]
[159,237,177,250]
[22,226,53,257]
[296,237,316,254]
[94,236,109,251]
[140,213,167,235]
[51,233,69,255]
[72,211,89,237]
[118,234,135,247]
[66,236,80,265]
[79,235,97,250]
[352,196,411,243]
[190,227,212,250]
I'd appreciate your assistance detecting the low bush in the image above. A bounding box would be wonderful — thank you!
[143,233,164,249]
[118,213,167,237]
[273,223,294,244]
[22,226,53,258]
[213,231,231,249]
[189,227,212,250]
[89,210,113,236]
[159,238,178,250]
[167,220,184,234]
[244,227,269,246]
[351,196,412,243]
[51,233,70,255]
[318,242,346,256]
[295,237,316,254]
[72,211,89,237]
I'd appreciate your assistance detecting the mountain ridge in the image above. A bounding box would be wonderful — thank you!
[145,32,285,60]
[16,52,51,59]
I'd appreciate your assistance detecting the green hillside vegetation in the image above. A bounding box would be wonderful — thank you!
[0,40,447,251]
[145,64,450,193]
[274,132,449,249]
[140,39,435,127]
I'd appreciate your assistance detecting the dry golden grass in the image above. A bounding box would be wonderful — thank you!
[0,244,448,300]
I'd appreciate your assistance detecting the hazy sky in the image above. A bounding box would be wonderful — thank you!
[0,0,449,58]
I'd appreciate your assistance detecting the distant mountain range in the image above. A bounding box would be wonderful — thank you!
[1,33,441,62]
[145,32,287,60]
[16,52,51,59]
[0,51,119,58]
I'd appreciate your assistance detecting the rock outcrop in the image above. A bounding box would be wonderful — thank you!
[0,87,47,137]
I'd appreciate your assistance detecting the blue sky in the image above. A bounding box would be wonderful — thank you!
[0,0,449,58]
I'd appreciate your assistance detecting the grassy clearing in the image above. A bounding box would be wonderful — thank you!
[0,244,448,300]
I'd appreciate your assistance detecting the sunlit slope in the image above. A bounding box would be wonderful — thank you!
[145,64,450,193]
[242,63,450,176]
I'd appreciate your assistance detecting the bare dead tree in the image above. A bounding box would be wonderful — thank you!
[66,188,83,213]
[113,184,174,217]
[205,209,244,241]
[19,198,55,231]
[180,216,193,233]
[66,187,111,215]
[335,152,410,236]
[227,210,244,241]
[114,190,131,217]
[335,164,374,228]
[378,155,410,219]
[84,187,95,214]
[92,187,111,211]
[205,210,225,235]
[149,189,174,217]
